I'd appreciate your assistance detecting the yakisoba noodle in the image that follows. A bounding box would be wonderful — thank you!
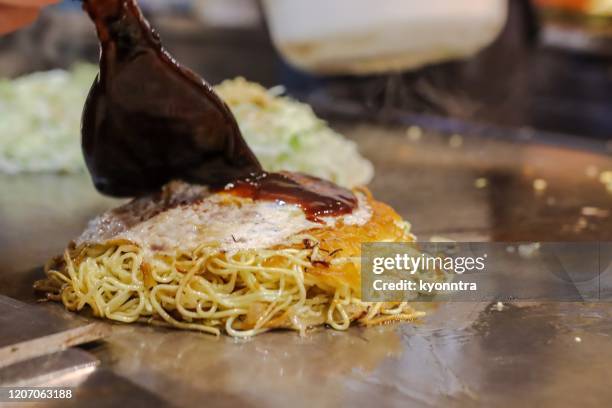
[38,181,429,337]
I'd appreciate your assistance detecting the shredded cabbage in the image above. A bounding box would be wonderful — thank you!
[0,64,97,174]
[0,68,373,187]
[215,77,373,187]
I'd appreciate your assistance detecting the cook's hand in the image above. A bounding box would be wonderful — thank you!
[0,0,60,35]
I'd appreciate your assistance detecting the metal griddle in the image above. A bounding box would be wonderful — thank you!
[0,122,611,407]
[0,295,107,369]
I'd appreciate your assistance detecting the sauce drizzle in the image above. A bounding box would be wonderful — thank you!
[221,172,358,223]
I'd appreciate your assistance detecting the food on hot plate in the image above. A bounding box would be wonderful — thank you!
[34,0,426,337]
[0,68,371,187]
[0,64,97,174]
[36,172,427,337]
[215,78,373,187]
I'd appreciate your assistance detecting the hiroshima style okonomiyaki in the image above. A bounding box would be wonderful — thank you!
[36,172,425,337]
[35,0,426,337]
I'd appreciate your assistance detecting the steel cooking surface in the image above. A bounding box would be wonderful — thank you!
[1,124,610,407]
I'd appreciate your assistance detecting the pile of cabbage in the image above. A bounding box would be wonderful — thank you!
[0,67,373,187]
[215,77,373,187]
[0,65,97,174]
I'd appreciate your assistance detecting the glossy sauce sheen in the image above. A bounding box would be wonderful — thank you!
[221,172,358,223]
[82,0,261,197]
[82,1,357,222]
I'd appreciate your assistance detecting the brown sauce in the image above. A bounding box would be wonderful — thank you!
[81,1,356,222]
[220,172,358,223]
[82,0,261,197]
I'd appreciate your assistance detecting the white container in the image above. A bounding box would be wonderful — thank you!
[193,0,262,28]
[262,0,508,75]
